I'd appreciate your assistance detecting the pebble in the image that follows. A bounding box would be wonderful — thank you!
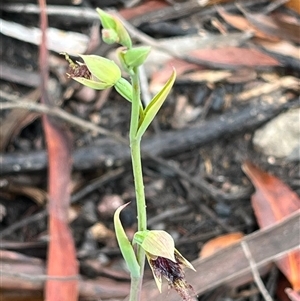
[253,108,300,160]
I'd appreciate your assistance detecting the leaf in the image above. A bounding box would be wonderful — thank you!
[150,60,202,94]
[43,118,78,301]
[136,69,176,139]
[217,7,279,42]
[285,0,300,14]
[200,232,244,258]
[272,12,300,44]
[190,47,280,67]
[114,203,140,277]
[237,3,300,43]
[256,40,300,61]
[242,161,300,290]
[119,1,168,21]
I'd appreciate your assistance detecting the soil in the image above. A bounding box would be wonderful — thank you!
[0,1,299,300]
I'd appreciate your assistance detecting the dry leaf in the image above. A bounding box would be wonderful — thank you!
[6,183,47,206]
[217,7,279,42]
[190,47,280,67]
[150,59,201,93]
[272,12,300,43]
[120,0,168,20]
[256,40,300,60]
[200,232,244,258]
[43,117,78,301]
[242,161,300,291]
[284,0,300,15]
[237,3,300,43]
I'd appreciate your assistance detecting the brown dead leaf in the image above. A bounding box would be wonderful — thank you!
[256,40,300,60]
[150,45,280,93]
[200,232,244,258]
[6,183,47,206]
[120,0,168,20]
[237,3,300,43]
[43,118,78,301]
[272,12,300,44]
[217,7,280,42]
[150,59,201,93]
[190,47,280,67]
[285,0,300,14]
[242,161,300,291]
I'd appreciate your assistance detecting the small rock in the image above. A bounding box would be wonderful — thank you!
[97,194,124,218]
[253,108,300,159]
[89,222,115,243]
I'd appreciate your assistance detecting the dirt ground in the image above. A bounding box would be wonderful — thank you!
[0,0,299,300]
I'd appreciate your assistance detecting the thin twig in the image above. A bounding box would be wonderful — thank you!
[0,4,99,21]
[241,241,273,301]
[147,205,190,227]
[0,270,80,281]
[0,91,127,144]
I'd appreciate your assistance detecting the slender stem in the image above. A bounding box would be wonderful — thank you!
[129,68,140,142]
[129,67,147,300]
[129,276,141,301]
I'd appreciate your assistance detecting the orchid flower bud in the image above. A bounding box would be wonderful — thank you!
[97,8,132,49]
[118,46,151,71]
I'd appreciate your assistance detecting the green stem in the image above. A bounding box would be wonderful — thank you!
[129,67,147,300]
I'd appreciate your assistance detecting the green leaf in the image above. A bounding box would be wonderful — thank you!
[79,55,121,85]
[114,203,140,277]
[136,69,176,139]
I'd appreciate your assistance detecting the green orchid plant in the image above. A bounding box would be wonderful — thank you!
[63,8,195,301]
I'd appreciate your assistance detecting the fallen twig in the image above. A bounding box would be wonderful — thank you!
[241,241,273,301]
